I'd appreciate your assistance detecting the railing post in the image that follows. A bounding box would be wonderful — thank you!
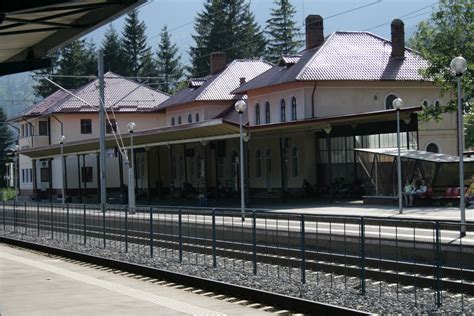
[252,210,257,275]
[359,216,366,295]
[50,203,53,240]
[66,204,70,242]
[13,201,17,233]
[435,221,442,307]
[24,202,27,235]
[2,201,5,233]
[178,209,183,263]
[300,214,306,284]
[37,203,40,236]
[83,204,86,245]
[125,206,128,252]
[102,204,106,249]
[149,206,153,258]
[212,209,216,268]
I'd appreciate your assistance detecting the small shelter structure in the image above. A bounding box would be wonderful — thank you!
[355,148,474,197]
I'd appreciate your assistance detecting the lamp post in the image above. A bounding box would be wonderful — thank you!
[450,56,468,237]
[393,98,404,214]
[127,122,136,214]
[14,144,19,202]
[59,135,66,204]
[235,100,247,221]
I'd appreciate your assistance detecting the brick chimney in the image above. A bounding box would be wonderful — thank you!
[210,52,227,75]
[391,19,405,59]
[305,15,324,50]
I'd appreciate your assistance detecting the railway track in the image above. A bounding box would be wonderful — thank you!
[3,216,474,296]
[0,236,371,316]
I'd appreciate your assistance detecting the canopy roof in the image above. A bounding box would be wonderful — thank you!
[0,0,144,75]
[19,119,241,159]
[355,148,474,163]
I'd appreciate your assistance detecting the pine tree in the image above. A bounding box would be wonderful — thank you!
[265,0,303,63]
[155,26,184,94]
[33,39,97,98]
[121,9,152,79]
[102,24,125,74]
[189,0,266,77]
[0,107,13,188]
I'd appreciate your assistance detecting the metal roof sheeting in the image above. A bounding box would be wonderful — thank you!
[234,31,429,94]
[159,59,273,109]
[355,148,474,163]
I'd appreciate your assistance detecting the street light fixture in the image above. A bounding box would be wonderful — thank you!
[392,97,404,214]
[59,135,66,204]
[127,122,136,214]
[235,100,247,221]
[450,56,468,237]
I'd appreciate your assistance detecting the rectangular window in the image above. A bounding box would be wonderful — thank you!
[28,169,32,183]
[21,169,25,183]
[80,119,92,134]
[106,119,117,134]
[40,167,49,182]
[38,121,48,136]
[81,166,93,183]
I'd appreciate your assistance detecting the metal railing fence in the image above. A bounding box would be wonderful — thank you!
[1,201,473,310]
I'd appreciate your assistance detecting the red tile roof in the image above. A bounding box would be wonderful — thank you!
[18,72,169,117]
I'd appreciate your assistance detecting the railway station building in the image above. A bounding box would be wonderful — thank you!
[12,16,458,205]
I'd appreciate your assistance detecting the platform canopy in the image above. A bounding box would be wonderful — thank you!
[0,0,145,75]
[355,148,474,196]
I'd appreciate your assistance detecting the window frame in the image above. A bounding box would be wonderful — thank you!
[195,113,199,122]
[255,103,261,125]
[280,98,286,122]
[106,119,117,134]
[265,102,271,124]
[384,93,400,110]
[291,97,297,121]
[291,146,299,177]
[80,119,92,134]
[38,121,48,136]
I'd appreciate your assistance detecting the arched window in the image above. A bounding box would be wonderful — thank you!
[280,99,286,122]
[195,113,199,122]
[422,99,429,108]
[188,114,192,123]
[171,117,175,126]
[255,103,261,125]
[426,143,439,153]
[265,102,271,124]
[178,116,182,124]
[255,149,262,177]
[434,99,441,109]
[291,146,299,177]
[291,97,297,121]
[385,93,398,110]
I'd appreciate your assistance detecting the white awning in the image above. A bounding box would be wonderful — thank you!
[355,148,474,163]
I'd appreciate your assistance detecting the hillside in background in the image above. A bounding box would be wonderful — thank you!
[0,72,38,119]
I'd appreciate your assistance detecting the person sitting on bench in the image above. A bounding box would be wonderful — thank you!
[465,175,474,208]
[402,179,413,206]
[408,179,427,207]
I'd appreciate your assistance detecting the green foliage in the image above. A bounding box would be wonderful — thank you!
[0,107,13,188]
[33,39,97,98]
[409,0,473,122]
[121,9,153,79]
[189,0,266,77]
[154,26,184,94]
[265,0,303,63]
[102,24,125,74]
[0,188,16,201]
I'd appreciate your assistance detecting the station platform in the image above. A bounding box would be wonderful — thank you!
[0,244,269,316]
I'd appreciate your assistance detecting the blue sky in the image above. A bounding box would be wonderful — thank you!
[87,0,437,67]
